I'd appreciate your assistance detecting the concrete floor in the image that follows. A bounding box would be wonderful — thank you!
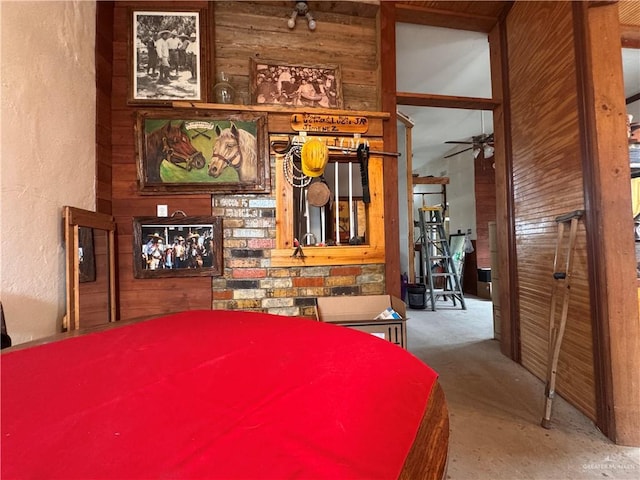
[406,296,640,480]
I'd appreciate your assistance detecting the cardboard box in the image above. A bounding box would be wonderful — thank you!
[316,295,407,349]
[477,281,492,300]
[316,294,406,323]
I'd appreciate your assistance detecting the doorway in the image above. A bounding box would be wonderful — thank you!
[395,23,497,328]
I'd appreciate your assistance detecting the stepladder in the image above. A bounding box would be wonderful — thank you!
[541,209,584,429]
[417,206,466,311]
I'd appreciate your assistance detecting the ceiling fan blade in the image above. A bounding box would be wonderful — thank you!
[444,146,473,158]
[444,140,473,145]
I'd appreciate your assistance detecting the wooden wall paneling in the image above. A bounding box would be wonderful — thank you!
[619,1,640,48]
[575,2,640,446]
[463,151,497,298]
[111,2,213,320]
[109,1,383,320]
[506,1,596,420]
[213,1,379,112]
[474,153,496,270]
[462,241,477,295]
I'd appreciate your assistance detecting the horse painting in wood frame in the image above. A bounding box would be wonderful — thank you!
[135,109,270,194]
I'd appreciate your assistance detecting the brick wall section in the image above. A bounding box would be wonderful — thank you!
[212,196,386,317]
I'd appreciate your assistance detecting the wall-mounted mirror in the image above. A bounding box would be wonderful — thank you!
[63,206,116,331]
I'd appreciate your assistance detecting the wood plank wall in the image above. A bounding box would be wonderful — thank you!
[110,2,213,321]
[213,1,379,111]
[105,1,380,320]
[474,154,496,271]
[506,1,596,419]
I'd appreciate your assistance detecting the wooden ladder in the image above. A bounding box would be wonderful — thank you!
[417,206,466,311]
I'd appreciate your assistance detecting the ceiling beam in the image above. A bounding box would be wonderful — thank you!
[396,92,499,110]
[620,24,640,48]
[394,3,497,33]
[627,92,640,105]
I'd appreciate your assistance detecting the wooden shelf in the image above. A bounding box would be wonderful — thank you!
[172,101,391,120]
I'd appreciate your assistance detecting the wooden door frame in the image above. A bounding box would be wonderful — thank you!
[573,1,640,446]
[379,2,519,360]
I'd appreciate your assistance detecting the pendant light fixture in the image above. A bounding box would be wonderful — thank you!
[287,1,316,31]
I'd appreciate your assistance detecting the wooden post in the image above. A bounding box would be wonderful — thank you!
[397,110,416,282]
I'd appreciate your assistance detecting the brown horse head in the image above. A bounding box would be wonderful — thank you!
[160,122,206,171]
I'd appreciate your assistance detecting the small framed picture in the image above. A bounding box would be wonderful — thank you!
[133,216,223,279]
[249,58,343,108]
[130,8,208,104]
[135,109,270,194]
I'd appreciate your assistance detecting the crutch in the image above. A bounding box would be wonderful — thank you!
[541,210,583,429]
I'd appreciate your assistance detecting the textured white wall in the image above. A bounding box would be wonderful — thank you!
[1,1,96,344]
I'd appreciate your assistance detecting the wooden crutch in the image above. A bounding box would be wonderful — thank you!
[541,210,584,429]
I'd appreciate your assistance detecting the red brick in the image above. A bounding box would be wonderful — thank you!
[233,268,267,279]
[212,290,233,300]
[248,238,275,249]
[330,266,362,276]
[293,277,324,287]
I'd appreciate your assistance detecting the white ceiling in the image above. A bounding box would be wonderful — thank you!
[396,23,640,174]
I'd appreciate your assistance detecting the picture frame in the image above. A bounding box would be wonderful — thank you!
[249,58,343,109]
[135,109,270,194]
[130,8,208,104]
[133,216,223,279]
[334,197,367,245]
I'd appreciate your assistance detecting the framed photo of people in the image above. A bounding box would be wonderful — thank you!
[135,109,270,194]
[130,8,208,104]
[132,216,223,279]
[249,59,343,109]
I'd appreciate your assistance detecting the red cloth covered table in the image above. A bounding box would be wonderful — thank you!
[2,310,437,479]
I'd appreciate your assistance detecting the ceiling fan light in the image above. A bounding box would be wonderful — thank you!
[484,145,495,158]
[473,148,481,159]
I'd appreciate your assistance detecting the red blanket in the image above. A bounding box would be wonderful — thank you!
[2,310,437,479]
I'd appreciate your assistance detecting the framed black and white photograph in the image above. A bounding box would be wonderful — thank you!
[130,8,207,104]
[249,59,343,108]
[133,216,223,279]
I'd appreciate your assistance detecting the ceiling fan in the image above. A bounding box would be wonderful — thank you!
[443,133,494,159]
[443,111,494,159]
